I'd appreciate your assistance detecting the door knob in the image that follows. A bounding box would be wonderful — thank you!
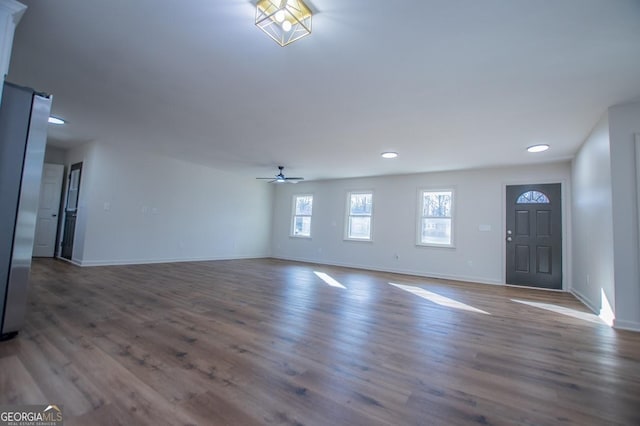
[507,236,512,242]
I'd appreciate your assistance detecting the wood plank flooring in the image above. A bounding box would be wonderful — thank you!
[1,258,639,425]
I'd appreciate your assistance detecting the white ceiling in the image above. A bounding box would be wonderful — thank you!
[8,0,640,181]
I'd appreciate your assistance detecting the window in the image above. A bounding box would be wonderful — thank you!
[418,189,454,247]
[291,194,313,237]
[346,191,373,240]
[516,190,550,204]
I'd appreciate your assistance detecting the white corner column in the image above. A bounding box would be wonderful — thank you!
[0,0,27,102]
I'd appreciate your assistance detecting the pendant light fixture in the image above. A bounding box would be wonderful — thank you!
[256,0,312,47]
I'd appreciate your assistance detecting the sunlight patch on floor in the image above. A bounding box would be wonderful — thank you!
[599,288,615,327]
[390,283,490,315]
[511,299,604,324]
[314,271,347,289]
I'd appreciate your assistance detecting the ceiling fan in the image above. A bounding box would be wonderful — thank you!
[256,166,304,183]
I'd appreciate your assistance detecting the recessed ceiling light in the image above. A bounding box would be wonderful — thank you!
[48,116,65,125]
[381,152,398,159]
[527,144,549,153]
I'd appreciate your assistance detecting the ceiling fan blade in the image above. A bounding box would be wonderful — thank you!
[256,167,304,183]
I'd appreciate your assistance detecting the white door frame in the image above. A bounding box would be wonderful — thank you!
[33,163,64,257]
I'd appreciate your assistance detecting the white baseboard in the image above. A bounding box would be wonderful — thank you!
[55,256,82,266]
[75,254,269,267]
[271,255,503,286]
[613,319,640,332]
[570,289,640,332]
[569,288,598,314]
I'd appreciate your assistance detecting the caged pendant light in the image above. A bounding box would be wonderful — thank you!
[255,0,312,46]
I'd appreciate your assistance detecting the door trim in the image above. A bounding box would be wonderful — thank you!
[501,178,571,291]
[33,163,64,257]
[635,134,640,272]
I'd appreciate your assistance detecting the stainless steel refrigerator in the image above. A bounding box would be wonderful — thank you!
[0,82,52,341]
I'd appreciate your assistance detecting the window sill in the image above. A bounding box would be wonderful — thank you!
[344,238,373,243]
[416,242,456,249]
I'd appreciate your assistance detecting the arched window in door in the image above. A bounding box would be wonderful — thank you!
[516,190,550,204]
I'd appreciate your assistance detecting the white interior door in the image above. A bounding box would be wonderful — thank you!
[33,163,64,257]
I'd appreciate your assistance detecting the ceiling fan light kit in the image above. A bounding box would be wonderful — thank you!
[255,0,312,47]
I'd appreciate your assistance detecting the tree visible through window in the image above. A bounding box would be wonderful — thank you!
[346,192,373,240]
[419,189,454,246]
[292,194,313,237]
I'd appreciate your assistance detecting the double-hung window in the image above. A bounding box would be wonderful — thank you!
[291,194,313,237]
[346,191,373,240]
[418,189,454,247]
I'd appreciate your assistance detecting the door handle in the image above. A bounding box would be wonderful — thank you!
[52,214,57,217]
[507,236,512,242]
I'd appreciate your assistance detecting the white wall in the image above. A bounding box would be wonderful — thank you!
[272,162,571,286]
[608,101,640,330]
[63,141,273,266]
[571,113,615,320]
[571,101,640,331]
[0,0,25,101]
[44,145,66,164]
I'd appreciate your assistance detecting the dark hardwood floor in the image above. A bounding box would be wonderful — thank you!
[1,258,639,425]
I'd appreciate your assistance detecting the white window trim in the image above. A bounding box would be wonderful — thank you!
[344,190,374,242]
[290,193,313,238]
[416,187,456,248]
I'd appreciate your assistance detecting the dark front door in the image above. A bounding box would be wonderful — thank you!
[506,183,562,289]
[61,162,82,260]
